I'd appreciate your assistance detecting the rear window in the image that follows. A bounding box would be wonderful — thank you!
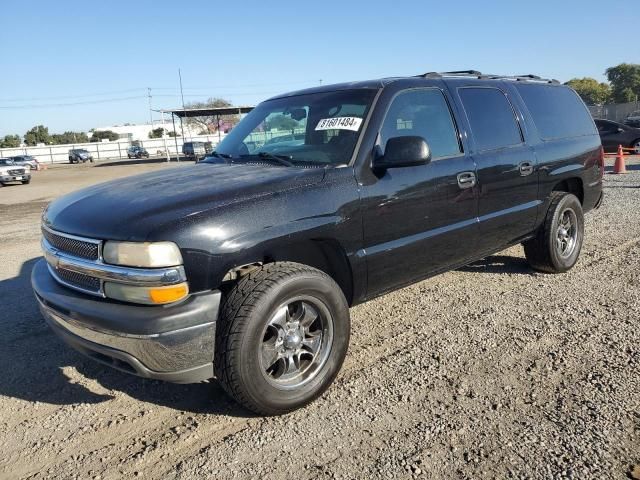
[515,84,597,140]
[458,87,523,151]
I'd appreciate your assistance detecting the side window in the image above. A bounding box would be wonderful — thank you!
[458,87,523,151]
[515,84,598,139]
[380,89,461,159]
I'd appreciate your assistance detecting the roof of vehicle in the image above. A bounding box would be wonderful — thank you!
[267,70,564,101]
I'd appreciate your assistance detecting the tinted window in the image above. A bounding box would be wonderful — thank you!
[515,84,597,139]
[380,89,460,159]
[459,87,522,151]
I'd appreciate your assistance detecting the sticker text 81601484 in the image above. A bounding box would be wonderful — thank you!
[315,116,363,132]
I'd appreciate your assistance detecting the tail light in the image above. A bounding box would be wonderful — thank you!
[598,146,605,178]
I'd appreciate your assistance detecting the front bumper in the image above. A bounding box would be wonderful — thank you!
[1,173,30,182]
[32,259,220,383]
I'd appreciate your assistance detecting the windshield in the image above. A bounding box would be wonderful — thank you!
[206,89,377,166]
[0,159,14,166]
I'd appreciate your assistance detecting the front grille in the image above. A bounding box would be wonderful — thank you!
[42,228,99,260]
[55,268,101,293]
[8,169,25,175]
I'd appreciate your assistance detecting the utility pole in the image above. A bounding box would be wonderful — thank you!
[178,68,187,141]
[147,88,153,127]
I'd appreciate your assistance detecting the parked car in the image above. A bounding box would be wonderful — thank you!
[9,155,40,171]
[68,149,93,163]
[594,119,640,153]
[127,146,150,159]
[0,158,31,186]
[182,141,212,160]
[33,71,603,415]
[623,111,640,128]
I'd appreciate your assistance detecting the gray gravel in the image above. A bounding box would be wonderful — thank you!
[0,158,639,479]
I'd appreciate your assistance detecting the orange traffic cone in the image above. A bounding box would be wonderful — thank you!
[613,144,627,174]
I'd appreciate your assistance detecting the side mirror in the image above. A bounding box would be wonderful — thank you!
[373,136,432,170]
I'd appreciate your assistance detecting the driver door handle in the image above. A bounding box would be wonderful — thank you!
[457,171,476,189]
[519,162,534,176]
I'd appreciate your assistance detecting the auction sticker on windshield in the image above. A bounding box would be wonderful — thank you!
[315,117,362,131]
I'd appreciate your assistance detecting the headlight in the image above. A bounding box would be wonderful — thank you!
[104,282,189,305]
[102,241,183,268]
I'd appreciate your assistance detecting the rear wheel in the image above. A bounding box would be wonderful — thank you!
[215,262,350,415]
[524,192,584,273]
[632,139,640,155]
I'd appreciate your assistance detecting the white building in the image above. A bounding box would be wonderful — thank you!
[93,121,200,141]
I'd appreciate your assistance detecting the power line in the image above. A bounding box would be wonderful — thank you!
[0,95,148,109]
[0,80,317,103]
[0,88,147,102]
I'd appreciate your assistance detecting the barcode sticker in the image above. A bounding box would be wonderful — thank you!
[315,116,363,131]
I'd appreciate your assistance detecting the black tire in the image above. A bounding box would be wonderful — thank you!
[215,262,350,415]
[69,158,74,164]
[524,192,584,273]
[22,179,30,185]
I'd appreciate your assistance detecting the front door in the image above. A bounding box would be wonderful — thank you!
[358,87,479,297]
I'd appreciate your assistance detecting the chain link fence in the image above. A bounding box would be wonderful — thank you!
[588,100,640,122]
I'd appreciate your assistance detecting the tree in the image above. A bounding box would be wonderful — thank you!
[183,97,239,133]
[50,131,89,145]
[90,130,119,142]
[565,78,611,105]
[148,127,166,139]
[266,114,300,131]
[605,63,640,103]
[167,131,178,137]
[0,134,21,148]
[24,125,50,146]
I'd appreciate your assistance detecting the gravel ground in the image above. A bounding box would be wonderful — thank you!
[0,158,638,480]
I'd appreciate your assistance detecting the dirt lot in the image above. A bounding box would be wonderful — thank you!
[0,158,639,480]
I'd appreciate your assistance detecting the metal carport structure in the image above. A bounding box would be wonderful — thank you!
[154,106,254,161]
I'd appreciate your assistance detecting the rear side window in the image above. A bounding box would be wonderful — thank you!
[458,87,522,151]
[515,84,597,140]
[380,88,461,159]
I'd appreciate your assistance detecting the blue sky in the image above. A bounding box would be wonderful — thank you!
[0,0,633,137]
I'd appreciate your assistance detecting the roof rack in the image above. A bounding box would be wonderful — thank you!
[418,70,560,84]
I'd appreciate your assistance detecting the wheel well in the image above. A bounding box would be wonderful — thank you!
[552,178,584,204]
[223,240,354,306]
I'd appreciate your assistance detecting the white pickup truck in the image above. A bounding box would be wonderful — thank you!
[0,158,31,186]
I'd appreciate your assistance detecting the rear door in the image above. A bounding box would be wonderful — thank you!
[454,85,538,252]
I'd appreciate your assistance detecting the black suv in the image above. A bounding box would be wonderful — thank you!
[32,71,603,415]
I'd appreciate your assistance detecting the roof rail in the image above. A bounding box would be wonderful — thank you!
[418,70,560,84]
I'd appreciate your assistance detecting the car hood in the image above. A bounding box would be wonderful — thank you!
[43,163,326,241]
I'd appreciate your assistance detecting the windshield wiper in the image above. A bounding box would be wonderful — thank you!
[242,152,294,167]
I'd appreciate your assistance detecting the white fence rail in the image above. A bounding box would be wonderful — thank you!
[0,135,227,164]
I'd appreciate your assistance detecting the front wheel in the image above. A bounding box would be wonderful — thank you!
[632,139,640,155]
[524,192,584,273]
[215,262,350,415]
[22,179,30,184]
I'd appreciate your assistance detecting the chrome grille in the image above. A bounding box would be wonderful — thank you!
[54,268,101,293]
[42,228,100,260]
[8,169,25,175]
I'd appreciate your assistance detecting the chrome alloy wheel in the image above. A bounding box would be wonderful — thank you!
[556,208,578,258]
[260,296,334,389]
